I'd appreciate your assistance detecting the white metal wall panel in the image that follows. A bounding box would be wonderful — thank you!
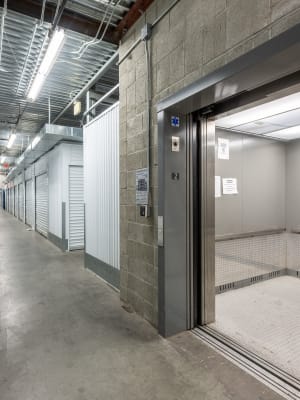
[35,173,48,236]
[69,166,84,250]
[84,103,120,269]
[25,166,33,181]
[34,155,48,176]
[70,145,84,165]
[19,183,24,221]
[25,179,34,227]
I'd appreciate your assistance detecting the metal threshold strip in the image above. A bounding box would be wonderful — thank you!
[193,326,300,400]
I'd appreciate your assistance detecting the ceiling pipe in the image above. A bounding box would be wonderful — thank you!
[83,83,119,120]
[52,51,118,123]
[51,0,67,34]
[40,0,47,26]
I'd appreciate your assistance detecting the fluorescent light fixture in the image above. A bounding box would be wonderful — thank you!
[73,100,81,116]
[28,29,65,101]
[265,125,300,141]
[7,133,16,149]
[217,92,300,128]
[31,135,41,149]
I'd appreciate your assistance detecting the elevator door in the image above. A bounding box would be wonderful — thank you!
[35,173,48,237]
[69,166,84,250]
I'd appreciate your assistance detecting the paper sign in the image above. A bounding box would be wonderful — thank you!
[136,168,149,204]
[222,178,238,195]
[218,138,230,160]
[215,176,221,198]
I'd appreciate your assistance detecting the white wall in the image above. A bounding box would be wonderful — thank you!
[84,103,120,269]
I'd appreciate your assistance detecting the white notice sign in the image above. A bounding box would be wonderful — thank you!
[218,138,230,160]
[215,176,221,198]
[136,168,149,205]
[222,178,238,195]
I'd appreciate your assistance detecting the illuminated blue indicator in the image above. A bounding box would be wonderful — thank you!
[171,116,180,127]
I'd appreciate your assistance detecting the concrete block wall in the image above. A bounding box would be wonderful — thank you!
[119,0,300,327]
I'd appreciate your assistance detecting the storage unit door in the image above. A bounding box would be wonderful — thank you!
[69,166,84,250]
[14,187,18,218]
[35,173,48,237]
[19,183,24,221]
[10,188,13,214]
[25,180,33,226]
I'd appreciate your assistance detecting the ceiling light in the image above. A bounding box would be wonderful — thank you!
[264,125,300,141]
[28,29,65,101]
[7,133,16,149]
[216,92,300,128]
[31,135,41,149]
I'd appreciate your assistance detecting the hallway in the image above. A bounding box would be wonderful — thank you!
[0,211,282,400]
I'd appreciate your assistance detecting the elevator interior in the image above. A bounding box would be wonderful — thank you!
[210,90,300,381]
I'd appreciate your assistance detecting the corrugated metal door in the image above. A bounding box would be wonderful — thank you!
[35,173,48,237]
[19,183,24,221]
[10,188,14,214]
[14,186,18,218]
[69,166,84,250]
[25,180,33,226]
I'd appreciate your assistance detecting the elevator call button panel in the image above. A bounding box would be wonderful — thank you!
[172,136,180,152]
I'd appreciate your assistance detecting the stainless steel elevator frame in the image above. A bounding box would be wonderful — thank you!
[158,22,300,337]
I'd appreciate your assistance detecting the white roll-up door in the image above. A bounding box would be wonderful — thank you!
[14,186,18,218]
[25,180,34,226]
[35,173,48,237]
[69,166,84,250]
[10,188,14,214]
[19,183,24,221]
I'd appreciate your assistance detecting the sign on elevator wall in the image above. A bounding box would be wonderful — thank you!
[218,138,230,160]
[222,178,238,195]
[171,116,180,127]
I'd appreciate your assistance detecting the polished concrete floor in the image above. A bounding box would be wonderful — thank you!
[0,211,283,400]
[212,276,300,381]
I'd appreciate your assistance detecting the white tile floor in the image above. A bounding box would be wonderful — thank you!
[210,276,300,380]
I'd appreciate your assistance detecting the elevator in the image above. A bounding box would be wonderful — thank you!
[157,22,300,399]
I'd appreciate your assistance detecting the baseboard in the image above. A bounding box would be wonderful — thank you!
[85,252,120,289]
[48,232,68,252]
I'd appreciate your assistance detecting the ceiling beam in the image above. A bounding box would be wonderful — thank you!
[0,0,154,45]
[0,0,118,44]
[114,0,154,41]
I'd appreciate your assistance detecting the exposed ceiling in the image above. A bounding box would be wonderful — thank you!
[0,0,153,174]
[216,92,300,141]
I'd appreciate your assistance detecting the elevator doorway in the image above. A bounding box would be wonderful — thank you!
[195,89,300,396]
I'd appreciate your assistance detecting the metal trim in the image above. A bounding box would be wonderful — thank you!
[215,228,286,242]
[199,116,215,325]
[48,231,68,252]
[85,252,120,289]
[194,327,300,400]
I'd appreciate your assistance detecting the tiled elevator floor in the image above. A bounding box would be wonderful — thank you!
[210,276,300,380]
